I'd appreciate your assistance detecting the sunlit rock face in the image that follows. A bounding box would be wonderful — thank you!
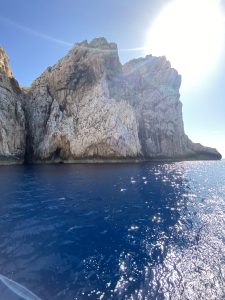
[0,47,13,77]
[24,38,141,161]
[0,38,221,163]
[0,47,26,163]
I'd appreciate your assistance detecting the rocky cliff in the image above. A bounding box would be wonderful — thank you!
[0,38,222,164]
[0,47,25,164]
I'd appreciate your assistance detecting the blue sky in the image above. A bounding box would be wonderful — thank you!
[0,0,224,156]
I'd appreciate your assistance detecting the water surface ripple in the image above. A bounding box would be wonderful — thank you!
[0,161,224,299]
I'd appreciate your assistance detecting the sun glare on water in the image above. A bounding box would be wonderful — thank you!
[145,0,225,87]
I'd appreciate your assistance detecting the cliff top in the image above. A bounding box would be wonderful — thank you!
[76,37,118,51]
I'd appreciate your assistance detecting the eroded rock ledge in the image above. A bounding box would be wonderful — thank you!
[0,38,222,164]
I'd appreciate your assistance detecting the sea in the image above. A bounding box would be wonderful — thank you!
[0,160,224,300]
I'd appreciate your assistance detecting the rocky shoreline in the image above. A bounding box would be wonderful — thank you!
[0,38,222,165]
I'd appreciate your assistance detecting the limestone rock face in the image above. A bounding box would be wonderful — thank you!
[24,38,141,161]
[0,47,13,77]
[0,38,221,164]
[109,55,220,159]
[0,48,25,163]
[109,55,186,158]
[24,38,221,162]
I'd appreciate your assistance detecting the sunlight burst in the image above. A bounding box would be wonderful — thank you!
[145,0,225,86]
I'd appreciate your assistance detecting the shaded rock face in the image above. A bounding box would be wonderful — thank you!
[0,48,25,163]
[0,38,221,163]
[109,56,186,158]
[109,56,220,159]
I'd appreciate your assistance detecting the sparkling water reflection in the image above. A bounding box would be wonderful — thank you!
[0,161,224,299]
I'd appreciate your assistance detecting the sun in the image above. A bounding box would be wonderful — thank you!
[145,0,225,87]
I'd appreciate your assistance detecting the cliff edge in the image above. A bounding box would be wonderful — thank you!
[0,47,25,164]
[0,38,222,164]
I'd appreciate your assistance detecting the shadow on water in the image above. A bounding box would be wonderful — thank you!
[0,161,224,299]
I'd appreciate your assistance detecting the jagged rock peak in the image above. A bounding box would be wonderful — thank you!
[0,46,13,77]
[31,37,122,94]
[75,37,118,51]
[122,55,181,90]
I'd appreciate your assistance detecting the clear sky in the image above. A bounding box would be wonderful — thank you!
[0,0,224,157]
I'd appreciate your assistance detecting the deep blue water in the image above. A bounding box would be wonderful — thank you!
[0,161,224,300]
